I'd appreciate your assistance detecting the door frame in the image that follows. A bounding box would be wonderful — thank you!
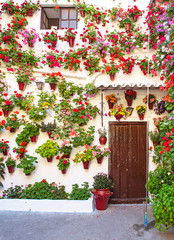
[108,121,149,204]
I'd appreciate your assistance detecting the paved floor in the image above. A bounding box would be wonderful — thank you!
[0,205,173,240]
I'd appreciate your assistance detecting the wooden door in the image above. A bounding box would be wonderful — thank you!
[109,122,147,204]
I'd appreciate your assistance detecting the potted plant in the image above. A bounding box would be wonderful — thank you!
[102,57,121,80]
[26,106,46,122]
[127,5,143,22]
[17,155,38,175]
[5,153,16,173]
[20,0,41,17]
[18,28,40,47]
[73,146,94,169]
[13,146,27,159]
[91,173,113,210]
[35,140,59,162]
[91,145,111,164]
[124,89,137,106]
[43,72,63,90]
[0,139,9,156]
[154,99,166,115]
[110,104,130,121]
[10,14,28,32]
[1,0,20,15]
[37,91,56,109]
[22,122,40,142]
[58,140,73,158]
[143,94,156,110]
[136,105,146,120]
[40,120,57,139]
[58,80,83,99]
[61,28,77,47]
[83,55,101,75]
[63,50,81,71]
[149,130,161,146]
[105,94,118,109]
[14,67,35,90]
[56,156,70,174]
[118,16,134,32]
[98,127,107,145]
[5,113,22,132]
[42,51,64,68]
[1,96,14,117]
[42,30,58,48]
[10,92,34,111]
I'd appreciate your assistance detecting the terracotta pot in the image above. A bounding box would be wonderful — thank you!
[80,8,85,17]
[134,16,138,22]
[156,126,160,132]
[18,82,26,91]
[96,156,103,164]
[82,160,90,169]
[125,23,131,32]
[19,153,25,159]
[30,135,37,142]
[99,137,107,145]
[148,102,154,110]
[10,128,16,133]
[62,153,70,159]
[61,169,66,174]
[7,166,15,174]
[2,109,10,117]
[91,189,113,210]
[47,131,53,139]
[49,64,54,68]
[126,98,133,106]
[28,41,34,47]
[8,11,14,15]
[49,83,56,90]
[51,42,57,48]
[153,142,160,147]
[108,102,114,109]
[69,37,75,47]
[138,114,144,120]
[25,173,31,176]
[27,8,34,16]
[99,49,105,58]
[3,150,8,156]
[115,114,123,121]
[47,156,53,162]
[109,73,116,81]
[96,17,101,24]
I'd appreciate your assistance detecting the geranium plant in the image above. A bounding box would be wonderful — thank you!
[73,147,94,163]
[26,106,46,122]
[10,91,34,111]
[20,0,41,16]
[102,57,121,75]
[110,104,130,119]
[42,51,64,68]
[1,0,20,15]
[43,72,64,84]
[37,91,56,109]
[143,94,156,104]
[17,154,38,175]
[4,113,22,131]
[61,28,77,42]
[42,30,59,48]
[35,140,59,158]
[91,145,111,158]
[136,105,146,115]
[92,172,114,190]
[83,55,101,75]
[10,14,28,32]
[58,140,73,156]
[18,28,41,47]
[63,50,81,71]
[0,139,9,154]
[127,5,144,21]
[57,157,70,171]
[105,94,118,103]
[5,154,16,167]
[124,89,137,100]
[119,56,137,74]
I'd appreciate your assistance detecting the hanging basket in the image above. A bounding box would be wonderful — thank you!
[99,137,107,145]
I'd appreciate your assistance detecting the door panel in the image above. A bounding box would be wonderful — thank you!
[109,122,147,204]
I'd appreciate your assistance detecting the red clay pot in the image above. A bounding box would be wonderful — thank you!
[62,153,70,159]
[28,41,34,47]
[82,160,90,169]
[69,37,75,47]
[125,23,131,32]
[49,83,56,90]
[138,114,144,120]
[30,135,37,142]
[109,73,116,81]
[115,114,123,121]
[3,150,8,156]
[61,169,66,174]
[153,142,160,147]
[10,128,16,133]
[7,166,14,173]
[91,189,113,210]
[148,102,154,110]
[2,109,10,117]
[47,156,53,162]
[126,98,133,106]
[99,137,107,145]
[108,102,114,109]
[96,156,103,164]
[18,82,26,91]
[80,9,85,17]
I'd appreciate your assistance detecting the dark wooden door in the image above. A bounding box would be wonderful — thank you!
[109,122,147,204]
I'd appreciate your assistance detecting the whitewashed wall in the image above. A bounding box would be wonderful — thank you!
[0,0,167,194]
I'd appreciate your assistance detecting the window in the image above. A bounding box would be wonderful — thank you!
[41,7,77,30]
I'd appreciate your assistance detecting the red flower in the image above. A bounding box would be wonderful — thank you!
[73,108,79,112]
[21,141,26,146]
[19,148,24,152]
[63,160,67,164]
[42,179,46,183]
[0,111,2,116]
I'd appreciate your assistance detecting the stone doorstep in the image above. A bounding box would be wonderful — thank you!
[0,197,95,213]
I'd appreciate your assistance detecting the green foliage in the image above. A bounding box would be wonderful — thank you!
[0,157,5,187]
[37,91,56,109]
[71,126,95,147]
[69,182,91,200]
[5,155,16,167]
[58,80,83,99]
[152,183,174,231]
[10,92,34,111]
[57,158,70,171]
[17,155,38,174]
[27,106,46,121]
[4,113,22,130]
[92,173,114,190]
[22,122,40,138]
[3,185,23,199]
[35,140,59,158]
[149,130,161,143]
[40,120,57,132]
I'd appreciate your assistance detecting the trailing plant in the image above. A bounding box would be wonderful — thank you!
[37,91,56,109]
[10,91,34,111]
[44,72,64,84]
[58,79,83,99]
[149,130,161,143]
[5,153,16,167]
[17,154,38,175]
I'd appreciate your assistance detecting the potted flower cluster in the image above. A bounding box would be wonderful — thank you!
[27,106,46,122]
[136,105,146,120]
[22,122,40,142]
[98,127,107,145]
[91,145,111,164]
[17,154,38,176]
[42,30,59,48]
[1,0,20,15]
[143,94,156,110]
[127,5,143,22]
[124,89,137,106]
[61,28,77,47]
[35,140,59,162]
[10,14,28,32]
[14,67,35,91]
[5,153,16,173]
[91,173,113,210]
[56,156,70,174]
[58,140,72,158]
[73,146,94,169]
[110,104,130,121]
[10,91,34,111]
[149,130,161,146]
[40,120,57,139]
[102,57,121,80]
[42,51,64,68]
[20,0,41,17]
[63,50,81,71]
[0,139,9,156]
[43,72,64,90]
[18,28,41,47]
[1,94,14,117]
[4,113,22,133]
[105,94,118,109]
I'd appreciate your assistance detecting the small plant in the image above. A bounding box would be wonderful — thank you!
[124,89,137,100]
[37,91,56,109]
[0,139,9,153]
[92,173,114,190]
[4,113,22,131]
[105,94,118,103]
[91,146,111,158]
[154,99,166,115]
[69,182,91,200]
[110,104,130,118]
[10,14,28,32]
[35,140,59,158]
[5,154,16,167]
[10,92,34,111]
[73,146,94,163]
[57,157,70,171]
[17,155,38,175]
[22,122,40,138]
[42,30,58,47]
[61,28,77,42]
[102,58,121,75]
[84,82,99,97]
[18,28,40,46]
[149,130,161,143]
[27,106,46,122]
[43,72,63,84]
[98,127,107,138]
[136,105,146,115]
[2,185,23,199]
[143,94,156,104]
[40,120,57,135]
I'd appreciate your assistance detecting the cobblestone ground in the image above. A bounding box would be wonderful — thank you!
[0,205,174,240]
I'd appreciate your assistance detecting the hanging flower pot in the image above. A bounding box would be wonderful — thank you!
[61,169,66,174]
[148,102,154,110]
[3,150,8,156]
[126,99,133,106]
[47,156,53,162]
[49,64,54,68]
[99,137,107,145]
[156,126,160,132]
[49,83,56,90]
[51,42,57,48]
[2,109,10,117]
[10,128,16,133]
[80,8,85,17]
[28,41,34,48]
[91,189,113,210]
[153,142,160,147]
[96,17,101,24]
[69,37,75,47]
[30,135,37,142]
[108,102,114,109]
[109,73,116,81]
[62,153,70,159]
[19,153,25,159]
[27,8,34,16]
[25,173,31,176]
[99,50,105,58]
[18,82,26,91]
[7,166,15,173]
[115,114,123,121]
[36,82,44,90]
[47,131,53,139]
[82,160,90,169]
[138,114,144,120]
[125,23,131,32]
[96,156,103,164]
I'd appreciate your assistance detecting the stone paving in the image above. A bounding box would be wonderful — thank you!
[0,205,174,240]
